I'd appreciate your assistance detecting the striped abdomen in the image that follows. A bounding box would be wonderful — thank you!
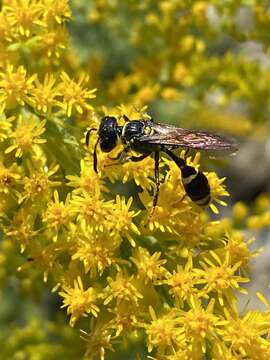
[165,149,211,207]
[181,164,211,206]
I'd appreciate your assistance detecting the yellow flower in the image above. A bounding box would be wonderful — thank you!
[0,113,14,141]
[42,190,73,241]
[37,26,68,59]
[71,224,122,277]
[233,201,249,222]
[143,306,181,353]
[118,155,157,191]
[81,324,114,360]
[140,156,201,235]
[28,73,58,113]
[130,247,168,284]
[0,12,13,42]
[66,158,108,195]
[217,307,270,359]
[57,72,96,116]
[165,257,199,306]
[194,251,249,305]
[5,206,38,253]
[161,87,183,101]
[70,191,111,232]
[221,232,258,267]
[254,193,270,213]
[107,304,138,338]
[0,64,36,110]
[247,211,270,229]
[4,0,45,37]
[207,173,229,214]
[42,0,71,24]
[5,113,46,157]
[173,62,189,84]
[59,276,99,326]
[212,342,239,360]
[192,2,208,17]
[104,272,143,306]
[0,161,20,194]
[178,297,220,356]
[105,195,140,246]
[134,83,160,105]
[19,164,60,203]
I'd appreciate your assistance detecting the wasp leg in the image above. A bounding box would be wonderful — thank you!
[108,149,127,161]
[108,150,150,165]
[178,193,187,203]
[183,148,190,159]
[129,153,151,162]
[93,138,99,173]
[85,128,97,147]
[149,151,160,218]
[105,148,130,168]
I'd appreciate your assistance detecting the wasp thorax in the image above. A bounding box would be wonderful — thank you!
[122,121,145,142]
[99,116,119,152]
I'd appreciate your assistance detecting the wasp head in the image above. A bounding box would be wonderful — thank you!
[98,116,121,152]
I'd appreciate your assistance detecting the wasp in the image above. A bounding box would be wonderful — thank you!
[86,115,237,213]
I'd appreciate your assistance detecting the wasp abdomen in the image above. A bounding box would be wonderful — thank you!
[182,170,211,206]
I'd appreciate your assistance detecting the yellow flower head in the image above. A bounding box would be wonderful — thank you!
[0,114,13,141]
[0,64,36,110]
[104,272,143,306]
[57,72,96,116]
[105,195,140,246]
[178,297,220,355]
[19,164,60,203]
[0,161,20,194]
[144,307,181,353]
[130,247,168,284]
[194,251,249,306]
[29,73,58,114]
[4,0,45,38]
[66,158,108,195]
[165,257,199,306]
[70,191,110,233]
[217,308,270,359]
[71,224,122,277]
[59,276,99,326]
[5,113,46,157]
[42,190,73,241]
[42,0,71,24]
[37,26,68,59]
[5,206,38,253]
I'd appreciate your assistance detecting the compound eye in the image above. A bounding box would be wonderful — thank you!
[100,116,117,128]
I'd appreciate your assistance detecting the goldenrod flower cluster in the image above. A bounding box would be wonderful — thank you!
[1,1,270,359]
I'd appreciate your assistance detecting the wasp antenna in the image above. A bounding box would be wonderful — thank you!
[85,128,97,147]
[119,114,130,122]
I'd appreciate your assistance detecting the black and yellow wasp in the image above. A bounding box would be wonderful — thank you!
[86,115,237,213]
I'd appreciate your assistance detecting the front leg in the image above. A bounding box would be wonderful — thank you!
[108,148,129,162]
[109,150,150,164]
[93,138,99,173]
[129,153,151,162]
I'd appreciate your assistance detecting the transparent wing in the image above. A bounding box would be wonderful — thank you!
[139,122,238,153]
